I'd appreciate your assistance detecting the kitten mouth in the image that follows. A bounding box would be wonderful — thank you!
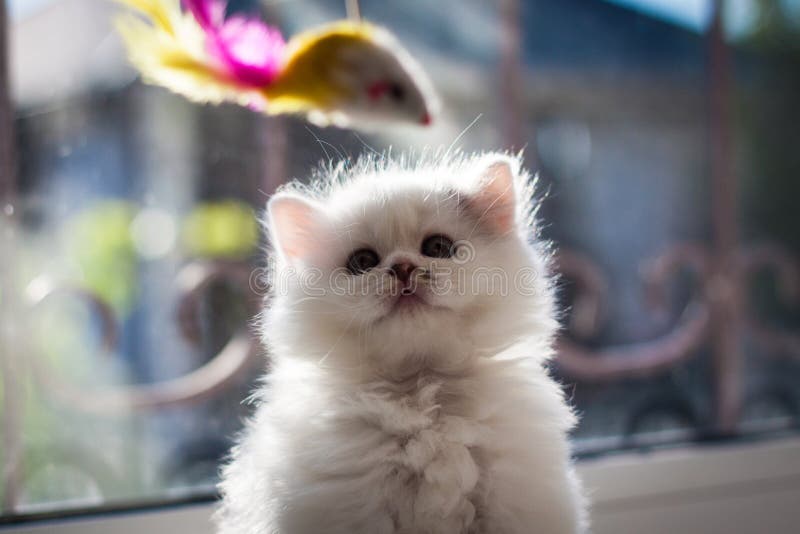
[378,282,448,319]
[390,290,427,312]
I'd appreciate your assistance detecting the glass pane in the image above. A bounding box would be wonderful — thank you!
[1,0,798,522]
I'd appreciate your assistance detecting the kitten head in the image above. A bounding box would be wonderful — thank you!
[262,152,556,375]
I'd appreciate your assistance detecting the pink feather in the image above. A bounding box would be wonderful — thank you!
[182,0,286,86]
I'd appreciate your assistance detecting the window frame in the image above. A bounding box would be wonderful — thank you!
[0,438,798,533]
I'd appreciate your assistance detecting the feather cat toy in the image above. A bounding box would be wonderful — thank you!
[115,0,439,127]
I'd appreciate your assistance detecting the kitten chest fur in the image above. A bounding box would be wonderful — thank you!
[356,367,486,533]
[235,353,581,534]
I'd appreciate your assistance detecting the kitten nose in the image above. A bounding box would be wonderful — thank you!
[390,262,416,284]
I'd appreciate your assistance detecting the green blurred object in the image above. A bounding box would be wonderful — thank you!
[182,201,259,259]
[65,201,138,315]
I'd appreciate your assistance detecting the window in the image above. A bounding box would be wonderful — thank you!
[1,0,798,526]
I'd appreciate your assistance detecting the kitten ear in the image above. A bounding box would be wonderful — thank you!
[267,193,327,263]
[466,155,518,235]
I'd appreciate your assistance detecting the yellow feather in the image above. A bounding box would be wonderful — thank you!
[264,21,379,113]
[115,3,267,109]
[283,20,376,60]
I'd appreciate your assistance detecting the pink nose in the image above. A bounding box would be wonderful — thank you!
[391,262,416,284]
[420,112,431,126]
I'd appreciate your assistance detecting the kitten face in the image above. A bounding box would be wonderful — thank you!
[317,186,480,322]
[264,153,554,371]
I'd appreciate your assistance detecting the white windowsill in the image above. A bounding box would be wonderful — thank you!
[3,437,800,534]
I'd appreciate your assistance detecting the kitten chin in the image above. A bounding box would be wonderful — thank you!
[216,151,588,534]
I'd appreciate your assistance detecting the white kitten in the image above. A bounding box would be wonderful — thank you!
[216,152,588,534]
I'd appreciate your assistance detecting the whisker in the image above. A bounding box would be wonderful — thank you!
[445,114,483,157]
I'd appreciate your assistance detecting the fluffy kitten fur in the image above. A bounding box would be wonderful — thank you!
[216,152,588,533]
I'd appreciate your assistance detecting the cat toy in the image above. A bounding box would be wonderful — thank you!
[114,0,439,127]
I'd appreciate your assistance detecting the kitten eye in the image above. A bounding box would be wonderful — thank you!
[421,234,454,258]
[346,248,381,274]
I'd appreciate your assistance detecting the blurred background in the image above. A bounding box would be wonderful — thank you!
[0,0,799,523]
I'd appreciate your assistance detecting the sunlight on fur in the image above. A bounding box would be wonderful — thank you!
[215,151,589,534]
